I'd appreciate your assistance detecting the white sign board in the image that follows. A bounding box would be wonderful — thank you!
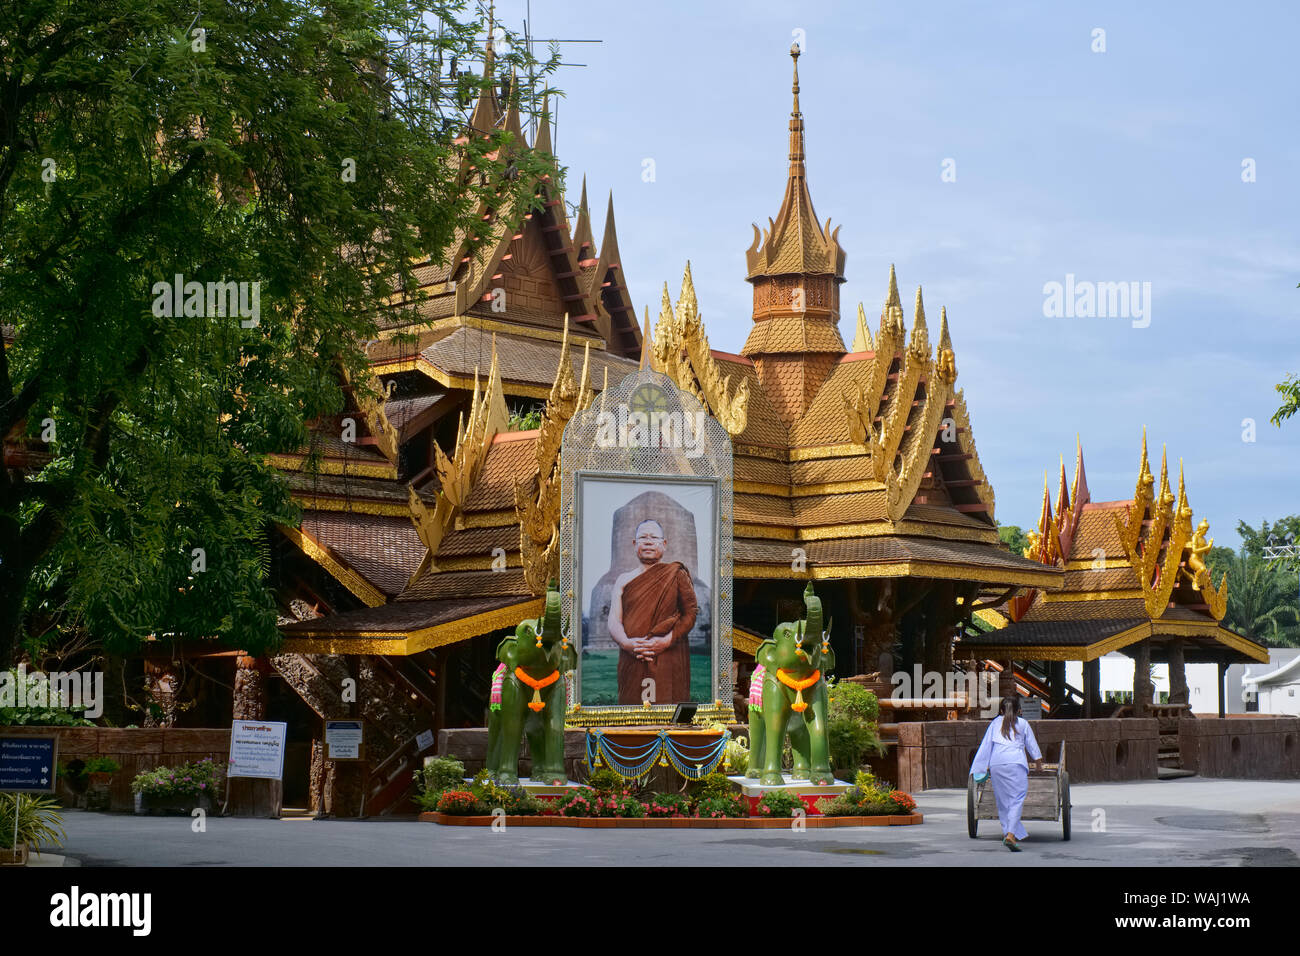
[325,720,365,761]
[227,720,287,779]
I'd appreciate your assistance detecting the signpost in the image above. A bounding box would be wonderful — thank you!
[0,736,57,793]
[227,720,287,780]
[324,720,364,761]
[1,735,58,857]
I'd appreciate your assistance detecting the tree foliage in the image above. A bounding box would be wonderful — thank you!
[0,1,559,663]
[1207,517,1300,648]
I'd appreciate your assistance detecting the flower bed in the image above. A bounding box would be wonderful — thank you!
[131,758,224,815]
[423,811,922,829]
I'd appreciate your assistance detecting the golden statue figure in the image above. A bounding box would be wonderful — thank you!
[1185,519,1212,587]
[1023,530,1040,559]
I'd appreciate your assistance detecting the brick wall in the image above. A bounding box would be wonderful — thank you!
[1179,717,1300,778]
[896,719,1160,791]
[5,726,229,812]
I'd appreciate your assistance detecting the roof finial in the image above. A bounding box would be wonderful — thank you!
[639,306,652,370]
[788,43,804,172]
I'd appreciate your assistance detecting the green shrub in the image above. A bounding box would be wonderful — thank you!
[84,757,121,775]
[503,788,543,816]
[694,794,749,818]
[756,790,803,817]
[644,793,692,817]
[419,756,466,798]
[723,738,749,775]
[828,680,879,725]
[559,787,598,817]
[828,715,886,772]
[604,794,646,818]
[692,772,735,801]
[130,758,224,798]
[470,769,514,810]
[436,790,484,815]
[814,794,859,817]
[584,767,626,793]
[0,794,66,849]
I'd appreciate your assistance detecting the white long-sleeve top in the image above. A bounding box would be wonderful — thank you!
[971,716,1042,773]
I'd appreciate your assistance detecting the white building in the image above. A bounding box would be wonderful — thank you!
[1065,648,1300,716]
[1241,650,1300,716]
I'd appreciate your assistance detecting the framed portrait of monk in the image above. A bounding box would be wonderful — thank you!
[575,473,718,707]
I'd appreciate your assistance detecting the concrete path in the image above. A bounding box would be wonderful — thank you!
[50,778,1300,866]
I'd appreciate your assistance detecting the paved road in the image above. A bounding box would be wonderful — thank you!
[54,778,1300,866]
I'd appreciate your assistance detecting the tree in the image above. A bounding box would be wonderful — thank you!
[0,1,559,665]
[1208,550,1300,649]
[997,523,1029,557]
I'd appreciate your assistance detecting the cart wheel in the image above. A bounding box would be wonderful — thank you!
[967,774,978,839]
[1060,772,1071,842]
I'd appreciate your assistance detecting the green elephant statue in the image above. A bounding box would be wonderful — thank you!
[485,585,576,786]
[746,582,836,787]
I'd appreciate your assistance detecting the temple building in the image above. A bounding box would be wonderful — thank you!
[642,48,1061,678]
[956,435,1268,769]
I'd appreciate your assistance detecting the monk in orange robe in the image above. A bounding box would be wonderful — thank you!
[608,519,699,705]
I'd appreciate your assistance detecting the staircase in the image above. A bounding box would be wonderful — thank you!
[271,652,439,815]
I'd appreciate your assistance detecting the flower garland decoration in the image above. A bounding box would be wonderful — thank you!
[514,667,559,712]
[776,668,821,713]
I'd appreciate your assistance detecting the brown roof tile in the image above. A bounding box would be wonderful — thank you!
[1069,507,1128,560]
[463,436,538,513]
[398,567,532,601]
[436,524,520,559]
[280,594,530,635]
[741,316,846,355]
[421,327,633,391]
[299,512,423,596]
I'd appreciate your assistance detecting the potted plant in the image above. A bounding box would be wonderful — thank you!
[0,793,67,865]
[131,758,225,815]
[83,757,121,811]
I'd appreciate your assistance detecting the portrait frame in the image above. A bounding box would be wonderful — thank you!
[559,367,734,726]
[572,471,720,710]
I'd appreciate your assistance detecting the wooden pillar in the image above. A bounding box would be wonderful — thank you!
[998,659,1017,701]
[1047,660,1065,714]
[1132,641,1153,717]
[1217,661,1227,719]
[1083,659,1101,718]
[1167,639,1188,706]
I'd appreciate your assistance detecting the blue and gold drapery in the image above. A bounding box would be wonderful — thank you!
[585,729,731,780]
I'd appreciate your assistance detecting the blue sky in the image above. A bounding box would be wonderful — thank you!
[488,0,1299,547]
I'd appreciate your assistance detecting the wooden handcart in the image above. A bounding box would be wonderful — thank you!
[967,741,1070,841]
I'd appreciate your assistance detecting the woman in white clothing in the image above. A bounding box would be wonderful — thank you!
[970,696,1042,851]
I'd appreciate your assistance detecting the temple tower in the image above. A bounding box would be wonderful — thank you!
[742,46,847,424]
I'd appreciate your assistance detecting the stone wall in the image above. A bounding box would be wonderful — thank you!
[5,726,230,812]
[896,719,1160,792]
[1179,717,1300,778]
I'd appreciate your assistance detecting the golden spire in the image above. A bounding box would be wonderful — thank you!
[909,286,930,357]
[789,43,804,175]
[938,306,953,352]
[883,264,904,331]
[639,306,652,370]
[851,303,874,352]
[744,47,845,281]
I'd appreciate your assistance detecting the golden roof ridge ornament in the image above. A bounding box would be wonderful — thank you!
[516,316,594,595]
[841,270,960,521]
[407,341,508,584]
[650,263,748,436]
[851,303,874,352]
